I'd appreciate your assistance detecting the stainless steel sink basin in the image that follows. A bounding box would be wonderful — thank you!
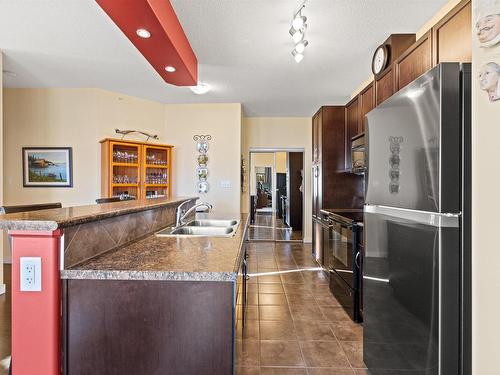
[156,219,240,238]
[172,226,234,236]
[185,219,239,227]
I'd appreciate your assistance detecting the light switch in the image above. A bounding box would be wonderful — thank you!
[219,180,231,188]
[20,257,42,292]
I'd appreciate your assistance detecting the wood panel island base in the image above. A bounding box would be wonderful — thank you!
[61,211,249,375]
[0,197,248,375]
[63,279,235,375]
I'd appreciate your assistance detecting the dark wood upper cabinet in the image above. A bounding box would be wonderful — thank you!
[374,34,416,80]
[345,97,359,170]
[311,106,346,215]
[321,106,346,172]
[375,66,395,106]
[432,0,472,65]
[359,82,375,133]
[394,31,433,91]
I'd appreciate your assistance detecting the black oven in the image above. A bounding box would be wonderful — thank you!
[322,209,363,323]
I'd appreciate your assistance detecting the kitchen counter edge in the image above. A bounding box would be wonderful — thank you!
[0,196,197,231]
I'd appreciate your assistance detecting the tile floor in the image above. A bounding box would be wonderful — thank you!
[248,213,303,241]
[236,242,366,375]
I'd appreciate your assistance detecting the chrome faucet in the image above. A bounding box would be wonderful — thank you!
[175,201,213,227]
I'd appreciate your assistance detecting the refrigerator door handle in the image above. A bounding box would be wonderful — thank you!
[355,251,360,269]
[364,205,460,228]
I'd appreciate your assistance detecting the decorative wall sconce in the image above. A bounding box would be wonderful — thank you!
[194,135,211,193]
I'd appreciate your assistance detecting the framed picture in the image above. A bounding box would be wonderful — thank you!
[22,147,73,187]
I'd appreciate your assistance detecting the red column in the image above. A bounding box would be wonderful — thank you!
[9,230,63,375]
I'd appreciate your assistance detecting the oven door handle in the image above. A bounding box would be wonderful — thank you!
[355,251,360,269]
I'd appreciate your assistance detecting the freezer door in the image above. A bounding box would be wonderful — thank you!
[363,205,460,375]
[365,63,462,213]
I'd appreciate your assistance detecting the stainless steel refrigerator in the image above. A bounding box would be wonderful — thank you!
[363,63,471,375]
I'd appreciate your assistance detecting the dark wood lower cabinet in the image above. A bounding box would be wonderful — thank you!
[62,279,237,375]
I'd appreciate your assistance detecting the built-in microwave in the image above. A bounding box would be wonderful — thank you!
[351,133,365,175]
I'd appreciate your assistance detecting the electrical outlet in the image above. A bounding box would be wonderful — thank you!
[20,257,42,292]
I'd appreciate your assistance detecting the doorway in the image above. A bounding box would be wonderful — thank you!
[248,150,304,242]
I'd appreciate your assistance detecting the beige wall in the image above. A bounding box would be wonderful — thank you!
[241,117,311,241]
[164,103,242,213]
[2,88,166,260]
[471,1,500,374]
[276,152,287,173]
[3,89,165,207]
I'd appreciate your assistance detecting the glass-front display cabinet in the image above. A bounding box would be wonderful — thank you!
[100,139,173,200]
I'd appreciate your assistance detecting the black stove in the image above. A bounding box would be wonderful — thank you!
[320,209,364,323]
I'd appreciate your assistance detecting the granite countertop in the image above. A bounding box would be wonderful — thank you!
[61,212,249,282]
[0,196,196,231]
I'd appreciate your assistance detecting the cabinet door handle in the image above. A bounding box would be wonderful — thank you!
[355,252,360,269]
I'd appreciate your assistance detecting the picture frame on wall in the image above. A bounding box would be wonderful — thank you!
[22,147,73,187]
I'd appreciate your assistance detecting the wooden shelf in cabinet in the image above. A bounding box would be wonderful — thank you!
[145,184,168,187]
[111,183,139,187]
[145,164,168,169]
[112,162,139,168]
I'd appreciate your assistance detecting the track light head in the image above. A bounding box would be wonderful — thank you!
[292,15,307,30]
[295,40,309,54]
[292,49,304,63]
[289,27,305,43]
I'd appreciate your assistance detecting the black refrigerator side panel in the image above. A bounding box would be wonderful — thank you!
[440,63,462,213]
[461,63,472,375]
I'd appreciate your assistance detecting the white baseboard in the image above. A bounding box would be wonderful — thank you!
[0,284,5,295]
[2,257,11,264]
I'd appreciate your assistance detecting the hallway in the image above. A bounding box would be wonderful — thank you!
[237,242,365,374]
[248,213,303,241]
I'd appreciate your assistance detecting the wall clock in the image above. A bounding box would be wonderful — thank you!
[372,44,389,76]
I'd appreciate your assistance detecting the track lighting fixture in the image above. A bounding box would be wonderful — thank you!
[289,2,309,63]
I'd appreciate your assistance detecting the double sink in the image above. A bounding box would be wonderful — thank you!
[156,219,240,238]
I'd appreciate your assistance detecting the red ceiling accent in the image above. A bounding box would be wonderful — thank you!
[96,0,198,86]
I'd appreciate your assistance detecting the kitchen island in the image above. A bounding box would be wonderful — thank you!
[0,197,248,375]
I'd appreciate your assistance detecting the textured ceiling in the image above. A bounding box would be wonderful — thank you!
[0,0,448,116]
